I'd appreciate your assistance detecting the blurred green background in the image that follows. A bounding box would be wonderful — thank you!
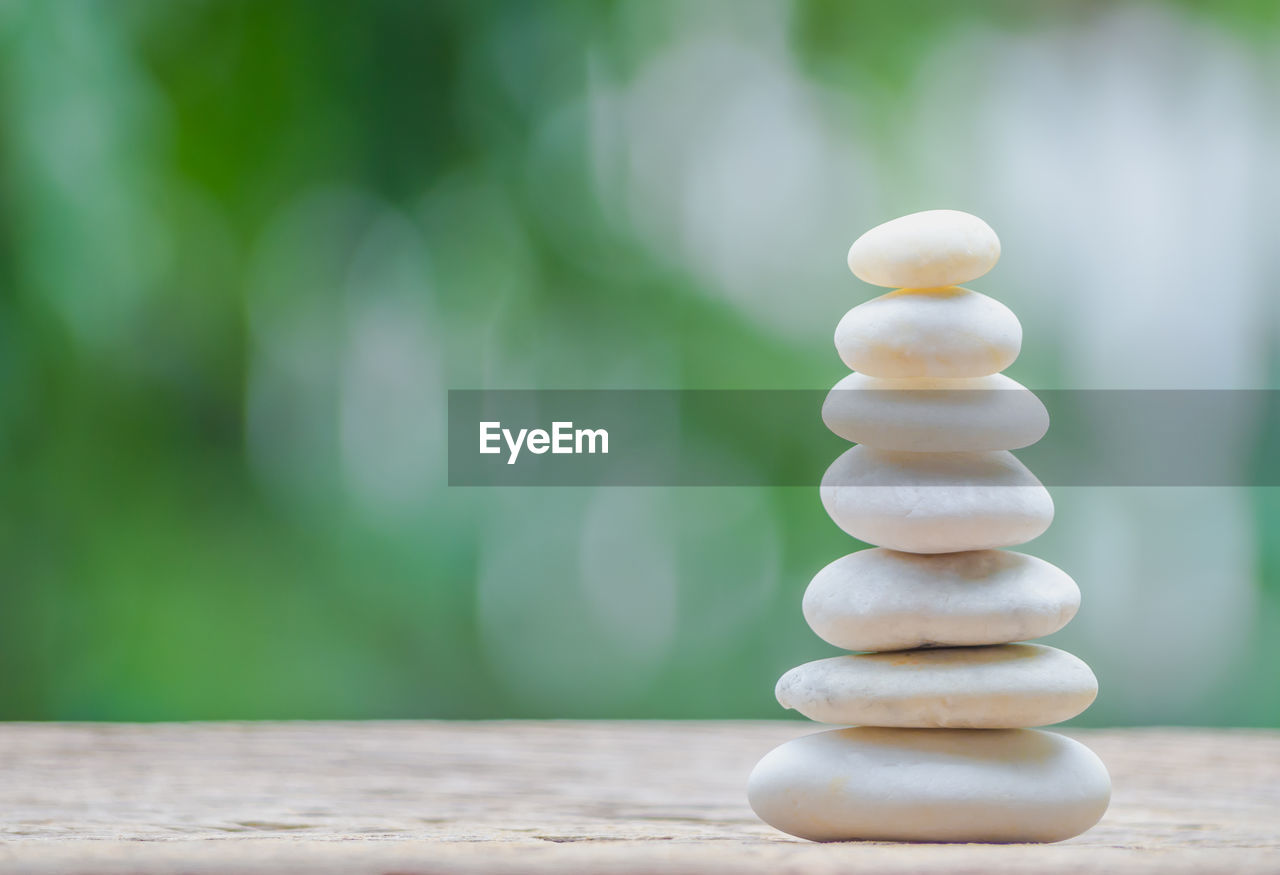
[0,0,1278,725]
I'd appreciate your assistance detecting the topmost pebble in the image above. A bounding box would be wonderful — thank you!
[848,210,1000,289]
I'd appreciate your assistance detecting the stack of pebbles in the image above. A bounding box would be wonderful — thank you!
[748,211,1110,843]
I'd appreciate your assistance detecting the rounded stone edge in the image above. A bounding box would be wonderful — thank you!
[846,210,1001,289]
[747,727,1111,843]
[800,548,1081,652]
[820,372,1050,452]
[833,287,1023,378]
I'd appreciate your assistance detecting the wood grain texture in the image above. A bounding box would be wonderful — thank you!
[0,721,1275,873]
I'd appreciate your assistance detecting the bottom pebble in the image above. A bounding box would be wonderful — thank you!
[748,726,1110,843]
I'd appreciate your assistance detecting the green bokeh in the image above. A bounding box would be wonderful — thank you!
[0,1,1276,724]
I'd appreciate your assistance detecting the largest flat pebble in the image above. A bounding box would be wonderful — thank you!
[748,726,1111,842]
[820,446,1054,553]
[775,643,1097,728]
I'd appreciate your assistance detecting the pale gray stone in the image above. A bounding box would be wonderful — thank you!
[834,286,1021,377]
[822,372,1049,451]
[748,726,1111,842]
[847,210,1000,288]
[775,643,1098,728]
[803,548,1079,652]
[820,446,1054,553]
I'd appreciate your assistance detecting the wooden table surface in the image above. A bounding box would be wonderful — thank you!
[0,721,1275,873]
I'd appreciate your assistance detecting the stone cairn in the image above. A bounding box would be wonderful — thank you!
[748,210,1111,843]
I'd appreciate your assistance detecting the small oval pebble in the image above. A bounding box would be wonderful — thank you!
[748,727,1110,842]
[820,445,1053,553]
[847,210,1000,289]
[822,372,1048,452]
[775,643,1097,728]
[834,286,1021,377]
[803,548,1079,652]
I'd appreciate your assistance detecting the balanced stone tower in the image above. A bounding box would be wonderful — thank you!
[748,210,1111,843]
